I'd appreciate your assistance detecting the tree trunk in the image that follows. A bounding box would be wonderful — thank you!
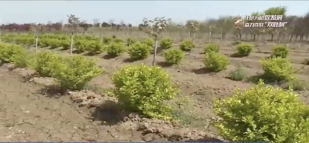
[70,31,75,55]
[289,35,293,42]
[271,34,274,41]
[152,36,158,66]
[35,34,39,53]
[208,31,212,43]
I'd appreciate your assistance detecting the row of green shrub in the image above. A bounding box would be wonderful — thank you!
[0,42,104,91]
[0,42,179,120]
[1,41,309,142]
[0,34,186,65]
[0,34,291,73]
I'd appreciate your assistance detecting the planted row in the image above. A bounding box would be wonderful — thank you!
[0,43,104,91]
[1,42,309,142]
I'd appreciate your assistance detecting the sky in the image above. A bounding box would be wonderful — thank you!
[0,1,308,26]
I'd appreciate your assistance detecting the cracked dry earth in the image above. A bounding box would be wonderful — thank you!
[0,66,222,142]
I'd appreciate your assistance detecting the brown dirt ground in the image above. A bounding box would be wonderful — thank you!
[42,40,309,131]
[1,39,309,141]
[0,64,223,142]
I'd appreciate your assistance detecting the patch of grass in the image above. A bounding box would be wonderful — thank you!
[227,67,247,81]
[172,109,209,129]
[83,83,115,97]
[284,79,309,91]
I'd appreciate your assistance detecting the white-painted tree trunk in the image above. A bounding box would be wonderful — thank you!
[70,32,75,55]
[35,34,39,53]
[152,36,158,66]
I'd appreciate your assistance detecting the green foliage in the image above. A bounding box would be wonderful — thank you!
[127,42,150,60]
[0,43,25,63]
[272,45,289,58]
[112,64,179,120]
[142,38,155,47]
[142,39,155,53]
[60,39,71,50]
[228,66,247,81]
[180,40,195,52]
[49,39,61,49]
[103,37,112,45]
[75,40,88,53]
[286,78,309,91]
[87,41,105,54]
[14,52,37,68]
[237,44,254,57]
[114,38,124,43]
[127,38,137,46]
[53,56,104,91]
[34,51,63,77]
[205,43,220,53]
[163,49,185,65]
[264,6,287,16]
[215,81,309,142]
[160,38,173,49]
[106,42,126,57]
[204,52,230,72]
[261,57,294,81]
[38,38,49,47]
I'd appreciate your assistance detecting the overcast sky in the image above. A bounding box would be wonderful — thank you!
[0,1,308,25]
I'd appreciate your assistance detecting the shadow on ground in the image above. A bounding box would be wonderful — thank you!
[103,54,117,59]
[91,100,130,125]
[37,85,67,98]
[191,67,215,74]
[156,61,173,68]
[122,58,136,63]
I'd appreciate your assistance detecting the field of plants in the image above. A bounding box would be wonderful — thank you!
[1,6,309,142]
[0,31,309,142]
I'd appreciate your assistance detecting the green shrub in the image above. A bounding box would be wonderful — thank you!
[53,56,104,91]
[261,57,294,81]
[38,38,49,47]
[204,52,229,72]
[163,49,185,65]
[103,37,112,45]
[142,38,155,47]
[127,38,137,46]
[272,45,289,58]
[180,40,195,52]
[23,37,36,45]
[112,64,179,120]
[0,44,25,63]
[215,81,309,142]
[60,39,71,50]
[160,38,173,49]
[33,51,63,77]
[13,52,36,68]
[49,39,61,49]
[75,40,89,53]
[228,66,247,81]
[87,41,105,54]
[114,38,124,43]
[205,43,220,53]
[127,42,150,60]
[236,44,254,57]
[142,39,155,53]
[106,42,126,57]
